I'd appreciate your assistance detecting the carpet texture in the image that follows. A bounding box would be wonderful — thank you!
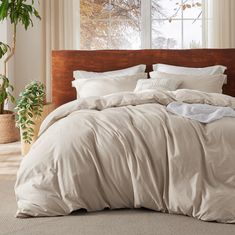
[0,142,22,180]
[0,180,235,235]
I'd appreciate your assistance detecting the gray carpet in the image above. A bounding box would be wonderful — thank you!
[0,142,22,177]
[1,180,235,235]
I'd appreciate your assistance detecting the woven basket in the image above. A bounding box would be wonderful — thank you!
[0,111,20,144]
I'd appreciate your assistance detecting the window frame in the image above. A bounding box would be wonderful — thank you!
[78,0,207,49]
[141,0,206,49]
[141,0,152,48]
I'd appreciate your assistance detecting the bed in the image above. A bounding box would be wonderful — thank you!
[15,49,235,222]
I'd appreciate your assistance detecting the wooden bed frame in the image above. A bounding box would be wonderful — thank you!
[52,49,235,107]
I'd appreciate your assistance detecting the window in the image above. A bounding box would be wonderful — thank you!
[80,0,204,50]
[152,0,203,49]
[80,0,141,49]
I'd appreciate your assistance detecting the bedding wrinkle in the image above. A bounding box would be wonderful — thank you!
[123,105,167,211]
[171,120,215,216]
[15,89,235,223]
[162,116,197,215]
[145,105,172,212]
[88,112,136,209]
[159,113,179,212]
[84,116,127,210]
[93,111,135,207]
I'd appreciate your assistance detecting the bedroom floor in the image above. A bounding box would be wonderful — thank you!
[0,142,22,180]
[0,143,235,235]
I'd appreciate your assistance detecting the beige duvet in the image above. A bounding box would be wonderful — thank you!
[15,89,235,223]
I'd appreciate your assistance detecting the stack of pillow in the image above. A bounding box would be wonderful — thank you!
[72,65,147,98]
[146,64,227,93]
[72,64,227,98]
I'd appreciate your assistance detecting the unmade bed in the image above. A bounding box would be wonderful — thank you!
[15,49,235,223]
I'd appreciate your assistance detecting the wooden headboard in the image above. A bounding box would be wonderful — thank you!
[52,49,235,107]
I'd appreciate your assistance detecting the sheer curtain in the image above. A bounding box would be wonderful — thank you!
[40,0,80,101]
[206,0,235,48]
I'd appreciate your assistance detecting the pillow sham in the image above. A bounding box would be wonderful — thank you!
[134,78,181,92]
[152,63,227,76]
[73,64,146,79]
[150,71,226,93]
[72,73,147,98]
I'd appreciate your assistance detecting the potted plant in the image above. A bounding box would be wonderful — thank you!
[0,71,18,143]
[0,0,41,144]
[15,81,45,155]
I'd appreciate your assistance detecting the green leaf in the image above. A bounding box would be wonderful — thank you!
[0,41,10,59]
[15,80,45,144]
[0,0,41,29]
[0,0,9,21]
[28,112,33,118]
[28,120,35,125]
[0,74,14,109]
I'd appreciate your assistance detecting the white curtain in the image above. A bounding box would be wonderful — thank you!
[40,0,80,101]
[207,0,235,48]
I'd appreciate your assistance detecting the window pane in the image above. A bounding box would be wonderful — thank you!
[80,0,109,20]
[152,19,182,49]
[183,20,202,48]
[182,0,202,19]
[152,0,203,49]
[80,0,141,49]
[111,0,141,20]
[152,0,182,19]
[80,20,109,50]
[110,21,141,49]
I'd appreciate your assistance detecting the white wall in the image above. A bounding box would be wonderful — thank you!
[14,0,41,98]
[14,18,41,97]
[1,2,41,103]
[0,20,7,74]
[0,20,15,110]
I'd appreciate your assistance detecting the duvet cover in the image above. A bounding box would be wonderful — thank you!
[15,89,235,223]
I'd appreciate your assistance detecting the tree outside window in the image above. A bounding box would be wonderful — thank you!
[80,0,203,50]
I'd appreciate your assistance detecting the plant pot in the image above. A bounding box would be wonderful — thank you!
[20,103,54,156]
[0,111,20,144]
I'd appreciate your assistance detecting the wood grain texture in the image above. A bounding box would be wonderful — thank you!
[52,49,235,107]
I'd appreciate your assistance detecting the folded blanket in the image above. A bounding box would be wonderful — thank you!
[167,102,235,123]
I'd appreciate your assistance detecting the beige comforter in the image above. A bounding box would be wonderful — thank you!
[15,89,235,223]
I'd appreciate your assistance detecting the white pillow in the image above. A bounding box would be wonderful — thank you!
[72,73,147,98]
[74,65,146,79]
[150,71,226,93]
[134,78,181,92]
[153,64,227,76]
